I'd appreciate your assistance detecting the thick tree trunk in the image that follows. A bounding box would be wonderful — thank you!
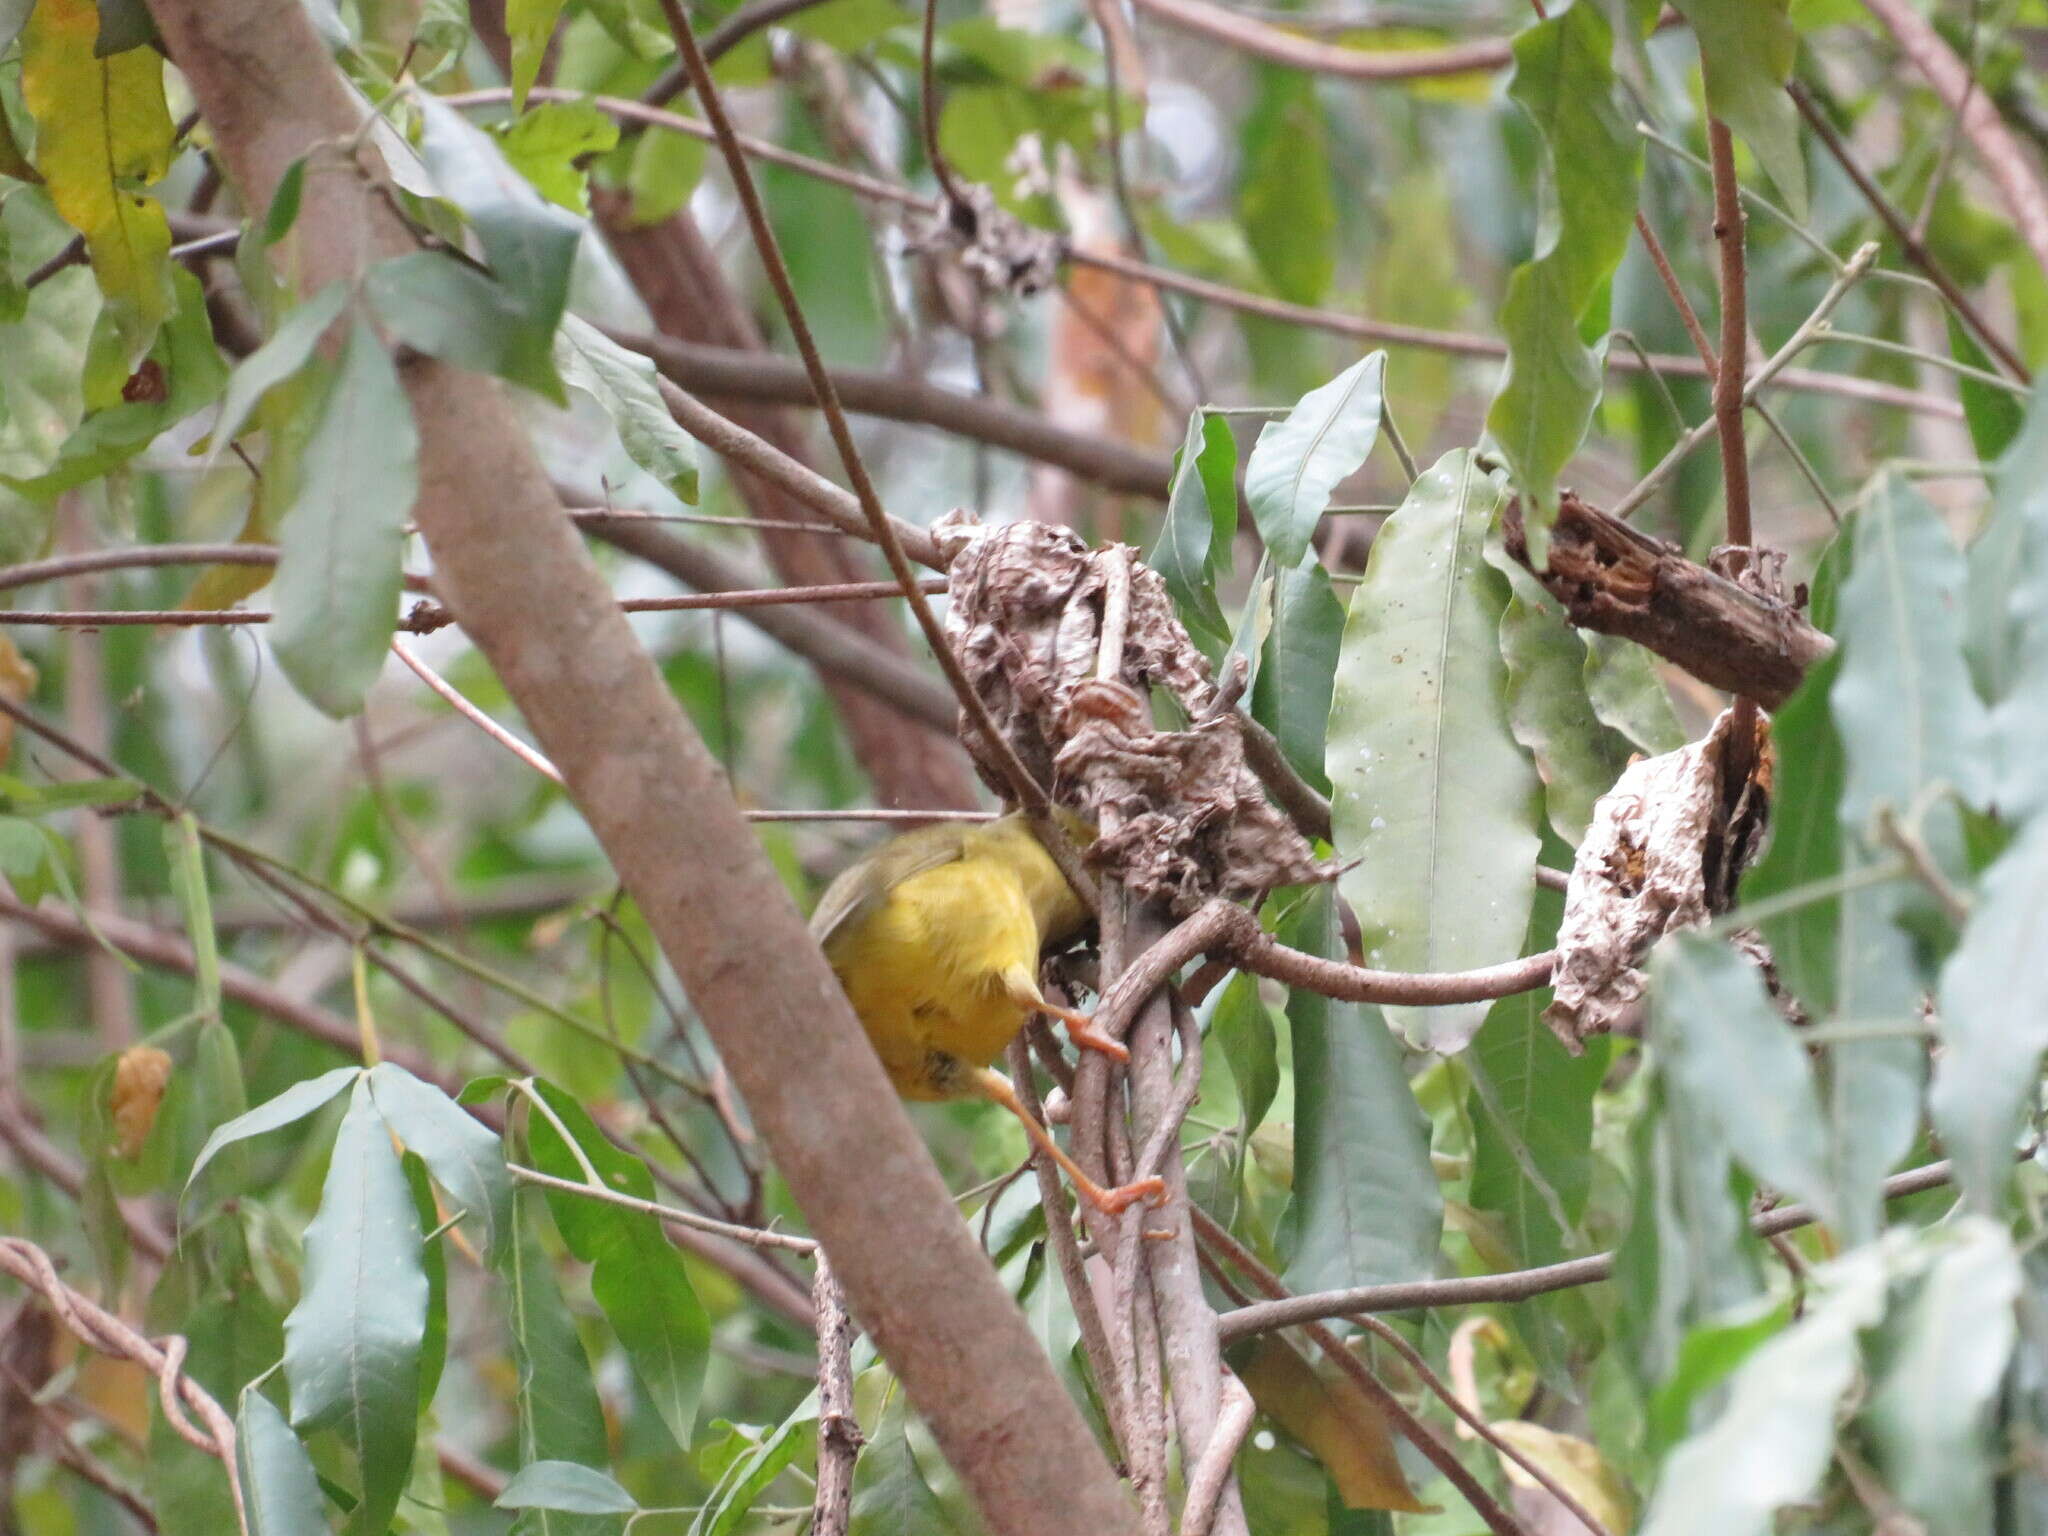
[143,4,1140,1530]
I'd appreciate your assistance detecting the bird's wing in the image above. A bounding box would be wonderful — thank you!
[808,823,974,949]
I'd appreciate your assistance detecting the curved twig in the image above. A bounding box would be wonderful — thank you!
[0,1236,247,1535]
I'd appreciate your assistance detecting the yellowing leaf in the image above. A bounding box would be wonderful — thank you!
[1238,1335,1425,1512]
[21,0,175,356]
[110,1044,173,1159]
[1489,1420,1635,1533]
[181,493,275,613]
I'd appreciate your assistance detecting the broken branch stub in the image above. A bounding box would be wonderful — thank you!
[1503,492,1831,710]
[942,518,1326,912]
[1544,707,1774,1051]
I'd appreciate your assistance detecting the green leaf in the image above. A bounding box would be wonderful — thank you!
[1832,473,1989,826]
[555,314,701,505]
[1637,1239,1890,1536]
[1326,450,1539,1050]
[204,282,348,468]
[1239,66,1335,305]
[495,101,619,215]
[1615,1082,1759,1382]
[1929,812,2048,1214]
[1582,635,1684,755]
[6,265,227,498]
[147,1233,286,1535]
[624,124,708,228]
[238,1387,329,1536]
[415,92,581,341]
[1669,0,1806,216]
[527,1080,710,1452]
[368,1061,512,1264]
[501,1185,621,1536]
[1650,933,1838,1230]
[505,0,567,108]
[1489,551,1634,843]
[1468,988,1603,1270]
[1864,1218,2020,1536]
[404,1152,450,1410]
[1949,314,2023,464]
[850,1396,961,1536]
[689,1412,816,1536]
[1969,383,2048,816]
[0,773,145,813]
[1966,382,2048,700]
[183,1065,360,1207]
[497,1461,639,1516]
[1277,885,1442,1294]
[271,315,419,718]
[1211,970,1279,1139]
[1244,353,1385,569]
[92,0,156,54]
[1485,1,1639,545]
[163,813,220,1019]
[1149,409,1237,645]
[1253,558,1345,793]
[282,1081,427,1536]
[364,251,565,403]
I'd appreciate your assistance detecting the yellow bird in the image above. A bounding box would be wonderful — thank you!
[810,809,1166,1216]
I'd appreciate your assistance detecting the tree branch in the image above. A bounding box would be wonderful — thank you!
[1502,493,1830,710]
[139,2,1141,1528]
[1216,1156,1964,1340]
[1862,0,2048,280]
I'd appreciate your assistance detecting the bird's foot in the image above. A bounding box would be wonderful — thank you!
[1084,1174,1168,1217]
[1044,1003,1130,1064]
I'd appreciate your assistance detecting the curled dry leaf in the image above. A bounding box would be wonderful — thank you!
[942,518,1326,912]
[1544,707,1772,1052]
[910,183,1064,300]
[110,1044,174,1159]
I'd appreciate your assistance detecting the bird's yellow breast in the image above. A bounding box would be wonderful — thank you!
[822,857,1043,1099]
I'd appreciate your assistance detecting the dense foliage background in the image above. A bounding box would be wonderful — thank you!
[3,0,2047,1533]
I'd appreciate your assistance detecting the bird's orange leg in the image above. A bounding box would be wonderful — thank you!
[1001,967,1129,1063]
[973,1069,1166,1217]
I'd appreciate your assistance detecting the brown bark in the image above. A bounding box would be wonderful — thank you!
[141,4,1140,1531]
[1503,493,1832,711]
[617,328,1178,500]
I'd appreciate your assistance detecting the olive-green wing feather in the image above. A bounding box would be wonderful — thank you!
[808,822,975,950]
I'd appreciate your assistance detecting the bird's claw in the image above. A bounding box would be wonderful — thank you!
[1091,1175,1168,1216]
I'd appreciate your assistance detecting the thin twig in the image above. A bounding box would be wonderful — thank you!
[0,1237,247,1535]
[1609,242,1880,521]
[643,5,1052,818]
[1862,0,2048,281]
[810,1256,864,1536]
[507,1162,819,1253]
[433,89,1963,421]
[1706,117,1761,779]
[1191,1212,1532,1536]
[1788,80,2027,381]
[1179,1375,1255,1536]
[1215,1156,1965,1339]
